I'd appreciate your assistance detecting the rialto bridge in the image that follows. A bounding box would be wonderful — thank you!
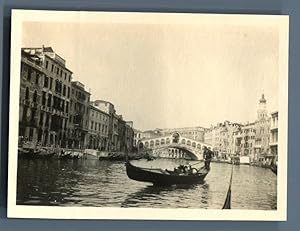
[138,133,212,160]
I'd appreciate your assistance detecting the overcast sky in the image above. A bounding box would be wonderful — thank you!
[22,21,279,131]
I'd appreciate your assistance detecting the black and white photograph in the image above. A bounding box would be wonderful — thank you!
[8,10,289,220]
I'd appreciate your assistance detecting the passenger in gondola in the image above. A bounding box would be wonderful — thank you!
[203,147,213,170]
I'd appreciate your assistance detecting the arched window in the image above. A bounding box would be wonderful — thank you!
[33,90,37,103]
[25,88,29,100]
[197,144,202,149]
[161,139,165,145]
[192,142,196,148]
[155,140,160,146]
[145,142,149,147]
[166,138,170,144]
[187,140,191,146]
[181,139,186,144]
[150,140,154,147]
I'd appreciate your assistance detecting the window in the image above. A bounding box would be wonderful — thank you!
[39,112,44,126]
[55,80,62,93]
[33,90,37,103]
[35,73,39,85]
[63,85,66,96]
[47,94,52,107]
[57,67,59,75]
[45,114,49,127]
[51,64,54,72]
[25,87,29,100]
[69,75,71,82]
[67,87,70,98]
[27,67,32,81]
[60,70,63,77]
[66,102,69,113]
[31,109,36,122]
[49,78,53,90]
[44,76,49,88]
[91,121,94,130]
[45,61,49,69]
[64,73,67,80]
[42,91,46,105]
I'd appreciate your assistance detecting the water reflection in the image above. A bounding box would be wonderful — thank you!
[17,158,277,210]
[122,184,200,208]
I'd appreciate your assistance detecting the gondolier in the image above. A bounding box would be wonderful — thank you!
[203,147,213,170]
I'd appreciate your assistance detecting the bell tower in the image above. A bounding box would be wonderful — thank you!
[257,94,267,120]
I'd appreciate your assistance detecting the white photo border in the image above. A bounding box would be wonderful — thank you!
[7,10,289,221]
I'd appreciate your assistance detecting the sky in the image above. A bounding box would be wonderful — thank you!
[22,21,279,131]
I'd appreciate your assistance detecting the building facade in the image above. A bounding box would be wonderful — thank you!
[239,122,256,159]
[158,126,205,142]
[19,50,44,147]
[69,81,90,149]
[87,104,110,150]
[204,121,240,158]
[91,100,134,152]
[21,46,73,148]
[270,111,278,156]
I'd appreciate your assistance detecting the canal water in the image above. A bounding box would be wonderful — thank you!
[17,158,277,210]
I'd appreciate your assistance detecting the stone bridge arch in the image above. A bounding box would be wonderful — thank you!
[138,133,212,160]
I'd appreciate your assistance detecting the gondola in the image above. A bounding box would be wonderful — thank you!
[18,147,55,159]
[270,164,277,175]
[125,161,209,186]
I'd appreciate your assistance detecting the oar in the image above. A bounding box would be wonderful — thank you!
[222,163,233,209]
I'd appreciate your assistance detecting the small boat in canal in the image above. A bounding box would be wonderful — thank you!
[125,161,209,186]
[18,147,55,159]
[270,163,277,175]
[83,149,99,160]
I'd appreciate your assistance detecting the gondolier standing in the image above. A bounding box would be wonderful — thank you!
[203,147,213,170]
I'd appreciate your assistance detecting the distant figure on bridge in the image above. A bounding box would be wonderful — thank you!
[203,147,213,170]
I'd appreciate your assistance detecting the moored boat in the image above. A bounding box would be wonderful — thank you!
[83,149,99,160]
[270,163,277,175]
[18,147,55,159]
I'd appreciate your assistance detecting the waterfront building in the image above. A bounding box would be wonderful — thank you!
[92,100,134,152]
[239,122,256,159]
[19,50,44,147]
[133,129,142,147]
[204,121,240,158]
[21,46,73,148]
[270,111,278,156]
[158,126,205,142]
[69,81,90,149]
[92,100,116,150]
[125,121,134,151]
[87,103,110,150]
[254,94,271,161]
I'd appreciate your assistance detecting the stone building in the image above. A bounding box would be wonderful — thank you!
[158,126,205,142]
[270,111,278,156]
[239,122,256,159]
[125,121,134,152]
[204,121,240,158]
[87,103,110,150]
[21,46,73,148]
[69,81,90,149]
[92,100,116,150]
[91,100,134,152]
[19,50,44,147]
